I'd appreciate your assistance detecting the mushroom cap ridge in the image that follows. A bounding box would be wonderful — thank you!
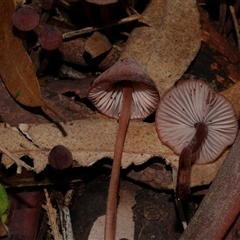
[155,79,238,164]
[88,58,160,119]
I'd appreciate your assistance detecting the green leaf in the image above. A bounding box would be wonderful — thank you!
[0,184,9,235]
[0,184,9,218]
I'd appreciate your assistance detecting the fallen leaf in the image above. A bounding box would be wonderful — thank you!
[0,0,62,119]
[89,181,136,240]
[221,81,240,119]
[0,117,226,188]
[121,0,201,95]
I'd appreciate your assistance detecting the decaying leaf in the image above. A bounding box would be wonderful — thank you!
[0,0,63,119]
[221,81,240,119]
[89,181,136,240]
[0,116,226,188]
[121,0,201,95]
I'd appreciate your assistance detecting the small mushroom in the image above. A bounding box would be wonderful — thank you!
[41,0,57,11]
[48,145,73,170]
[36,25,63,75]
[88,57,159,240]
[12,4,40,49]
[85,0,118,24]
[155,79,238,200]
[38,25,63,51]
[12,5,40,31]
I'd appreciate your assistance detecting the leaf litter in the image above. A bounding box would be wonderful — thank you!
[0,116,226,188]
[121,0,201,95]
[0,0,230,191]
[0,0,63,120]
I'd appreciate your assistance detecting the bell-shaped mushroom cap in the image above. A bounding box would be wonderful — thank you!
[48,145,73,170]
[155,79,238,164]
[88,57,160,119]
[38,26,63,51]
[85,0,118,4]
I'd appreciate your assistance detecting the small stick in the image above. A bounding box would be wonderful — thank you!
[217,0,227,34]
[62,14,142,40]
[229,6,240,50]
[0,145,34,174]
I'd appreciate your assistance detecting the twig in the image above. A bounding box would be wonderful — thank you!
[229,6,240,50]
[0,144,34,174]
[217,0,227,34]
[62,13,142,40]
[225,0,240,35]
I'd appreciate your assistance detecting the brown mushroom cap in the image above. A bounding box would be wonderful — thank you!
[85,0,118,4]
[38,26,63,51]
[88,57,160,119]
[155,79,238,164]
[12,5,40,31]
[48,145,73,170]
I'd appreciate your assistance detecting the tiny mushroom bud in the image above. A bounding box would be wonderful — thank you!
[88,57,160,240]
[36,25,63,75]
[48,145,73,170]
[85,0,118,24]
[38,26,63,51]
[155,79,238,200]
[41,0,57,10]
[12,5,40,31]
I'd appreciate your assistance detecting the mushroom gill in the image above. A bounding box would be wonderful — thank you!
[155,79,238,199]
[88,57,159,239]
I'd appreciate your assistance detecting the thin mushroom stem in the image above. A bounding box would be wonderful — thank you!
[176,122,208,200]
[105,81,133,240]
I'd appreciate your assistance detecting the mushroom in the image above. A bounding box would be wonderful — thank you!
[40,0,57,24]
[12,4,40,32]
[12,4,40,49]
[84,0,118,24]
[48,145,73,170]
[36,25,63,75]
[155,79,238,200]
[88,57,159,240]
[38,25,63,51]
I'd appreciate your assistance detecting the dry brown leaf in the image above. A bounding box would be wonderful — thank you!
[121,0,201,95]
[221,81,240,119]
[0,0,62,119]
[0,117,225,188]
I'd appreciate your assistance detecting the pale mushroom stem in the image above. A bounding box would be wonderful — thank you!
[105,81,133,240]
[176,122,208,200]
